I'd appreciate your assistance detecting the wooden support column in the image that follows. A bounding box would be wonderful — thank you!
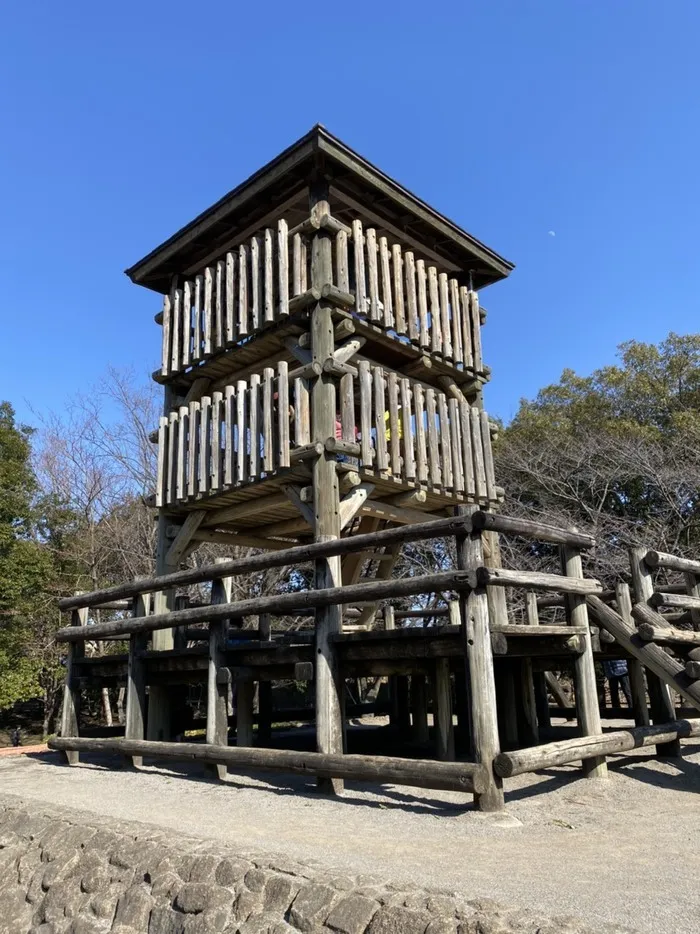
[495,662,519,750]
[410,674,429,744]
[385,606,400,730]
[207,568,232,779]
[560,546,607,779]
[456,505,504,811]
[149,380,180,741]
[236,672,255,748]
[615,582,650,727]
[434,658,455,760]
[525,592,549,732]
[124,592,149,768]
[59,601,87,765]
[628,547,679,755]
[257,614,272,745]
[395,676,411,740]
[516,660,539,747]
[310,181,344,794]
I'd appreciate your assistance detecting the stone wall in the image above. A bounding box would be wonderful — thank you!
[0,795,632,934]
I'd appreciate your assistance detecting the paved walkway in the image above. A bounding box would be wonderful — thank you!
[1,728,699,933]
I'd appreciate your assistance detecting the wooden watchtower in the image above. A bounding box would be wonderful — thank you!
[53,128,700,807]
[126,125,513,763]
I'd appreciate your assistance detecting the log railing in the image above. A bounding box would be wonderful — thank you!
[53,511,609,811]
[342,361,497,500]
[345,219,484,374]
[159,215,486,381]
[155,360,499,508]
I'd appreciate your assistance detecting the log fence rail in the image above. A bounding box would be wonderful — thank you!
[53,511,614,810]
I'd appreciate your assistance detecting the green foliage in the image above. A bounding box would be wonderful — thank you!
[511,333,700,439]
[0,403,73,715]
[496,332,700,580]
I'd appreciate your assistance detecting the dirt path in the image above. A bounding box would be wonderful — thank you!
[2,732,699,933]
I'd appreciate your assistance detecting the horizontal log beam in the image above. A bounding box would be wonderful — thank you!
[644,550,700,575]
[56,569,472,642]
[475,567,602,595]
[59,515,473,611]
[48,737,487,794]
[471,512,595,549]
[637,624,700,646]
[494,718,700,777]
[649,592,700,611]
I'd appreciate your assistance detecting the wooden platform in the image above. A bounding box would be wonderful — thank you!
[74,624,620,687]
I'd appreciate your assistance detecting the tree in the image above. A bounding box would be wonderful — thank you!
[0,403,59,716]
[494,333,700,585]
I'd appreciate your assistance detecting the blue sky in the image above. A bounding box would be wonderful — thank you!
[1,1,698,427]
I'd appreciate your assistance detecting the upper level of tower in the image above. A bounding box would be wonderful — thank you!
[126,126,513,396]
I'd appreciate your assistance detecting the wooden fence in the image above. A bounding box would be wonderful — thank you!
[159,216,485,380]
[155,361,498,508]
[53,511,610,809]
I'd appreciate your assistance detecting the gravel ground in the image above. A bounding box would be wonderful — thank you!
[2,722,699,934]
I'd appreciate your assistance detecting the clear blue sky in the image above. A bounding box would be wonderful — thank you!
[1,1,698,427]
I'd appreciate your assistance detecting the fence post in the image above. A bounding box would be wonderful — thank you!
[124,591,149,768]
[433,658,455,761]
[456,506,504,811]
[628,547,680,756]
[257,613,272,745]
[59,597,87,765]
[560,545,607,779]
[615,583,650,728]
[207,567,232,779]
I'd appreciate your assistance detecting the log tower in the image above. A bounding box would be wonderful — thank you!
[126,126,512,763]
[53,128,699,809]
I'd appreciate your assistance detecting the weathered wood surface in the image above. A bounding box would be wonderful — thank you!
[628,546,679,754]
[59,515,475,610]
[456,505,504,811]
[494,718,700,777]
[474,567,602,595]
[587,596,700,713]
[649,592,700,611]
[59,604,88,765]
[48,737,488,794]
[471,512,595,548]
[644,550,700,574]
[637,623,700,646]
[124,594,149,768]
[207,570,232,779]
[615,582,650,728]
[560,546,607,779]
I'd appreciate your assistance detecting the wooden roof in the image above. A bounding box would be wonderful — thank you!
[125,125,514,295]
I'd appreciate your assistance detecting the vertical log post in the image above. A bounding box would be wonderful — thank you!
[410,674,429,745]
[385,605,400,730]
[149,380,180,741]
[257,613,272,746]
[310,180,344,793]
[395,676,411,740]
[236,672,255,748]
[450,598,473,754]
[525,592,550,731]
[628,547,679,755]
[207,566,232,779]
[124,591,149,768]
[59,599,87,765]
[434,658,455,761]
[484,526,520,747]
[456,506,504,811]
[495,662,519,750]
[560,546,607,779]
[615,582,650,727]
